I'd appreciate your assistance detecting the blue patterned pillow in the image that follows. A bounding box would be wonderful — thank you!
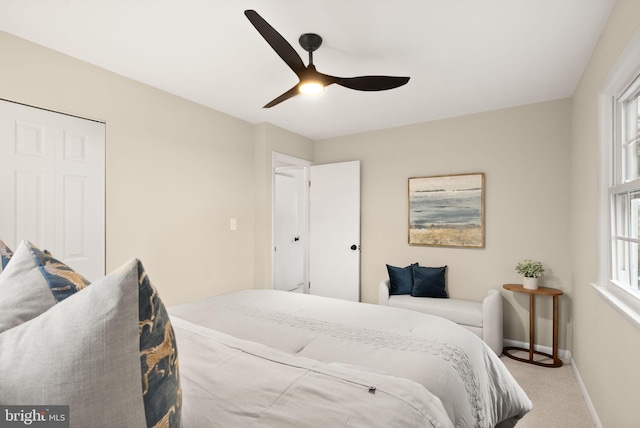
[0,241,89,332]
[137,260,182,427]
[0,239,13,272]
[27,242,91,302]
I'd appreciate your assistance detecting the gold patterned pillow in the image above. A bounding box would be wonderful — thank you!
[137,260,182,427]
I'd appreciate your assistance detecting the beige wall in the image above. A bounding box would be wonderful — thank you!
[315,99,573,350]
[571,1,640,426]
[0,30,312,306]
[0,31,259,306]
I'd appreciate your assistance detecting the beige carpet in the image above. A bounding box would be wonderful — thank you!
[500,353,595,427]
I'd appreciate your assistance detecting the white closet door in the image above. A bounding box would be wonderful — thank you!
[0,100,105,280]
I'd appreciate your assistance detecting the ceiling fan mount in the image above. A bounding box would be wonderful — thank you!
[299,33,323,54]
[244,10,410,108]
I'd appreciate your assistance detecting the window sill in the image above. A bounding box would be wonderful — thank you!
[592,282,640,332]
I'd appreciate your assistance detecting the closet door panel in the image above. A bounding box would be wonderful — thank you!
[0,100,105,280]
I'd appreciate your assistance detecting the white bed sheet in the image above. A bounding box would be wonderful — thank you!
[169,289,532,427]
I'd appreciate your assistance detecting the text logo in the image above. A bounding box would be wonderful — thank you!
[0,406,68,428]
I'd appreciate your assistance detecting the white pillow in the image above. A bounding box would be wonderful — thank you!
[0,258,182,427]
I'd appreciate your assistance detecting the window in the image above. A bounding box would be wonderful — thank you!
[611,78,640,294]
[596,29,640,330]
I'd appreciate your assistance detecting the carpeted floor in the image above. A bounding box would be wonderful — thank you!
[501,353,595,427]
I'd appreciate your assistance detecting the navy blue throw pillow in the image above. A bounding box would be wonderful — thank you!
[386,263,417,295]
[411,265,448,298]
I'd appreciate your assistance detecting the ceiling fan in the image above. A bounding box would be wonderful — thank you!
[244,10,410,108]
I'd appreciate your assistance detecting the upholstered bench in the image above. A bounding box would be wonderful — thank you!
[378,279,503,355]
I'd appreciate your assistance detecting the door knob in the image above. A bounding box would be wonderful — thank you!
[350,245,358,251]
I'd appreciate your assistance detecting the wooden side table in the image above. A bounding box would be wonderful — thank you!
[502,283,563,368]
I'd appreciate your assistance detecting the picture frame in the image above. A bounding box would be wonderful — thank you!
[408,173,485,248]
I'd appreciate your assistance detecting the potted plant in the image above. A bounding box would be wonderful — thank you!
[515,260,544,290]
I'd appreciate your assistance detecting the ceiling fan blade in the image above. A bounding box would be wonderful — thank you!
[263,85,300,108]
[326,75,410,91]
[244,10,306,76]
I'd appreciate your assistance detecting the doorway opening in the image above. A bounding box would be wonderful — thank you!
[272,153,361,301]
[272,152,311,293]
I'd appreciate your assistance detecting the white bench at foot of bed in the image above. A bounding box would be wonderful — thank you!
[378,279,503,355]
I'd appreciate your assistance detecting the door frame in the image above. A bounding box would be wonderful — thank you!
[271,152,312,293]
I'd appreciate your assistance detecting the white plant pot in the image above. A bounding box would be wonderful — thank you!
[523,277,539,290]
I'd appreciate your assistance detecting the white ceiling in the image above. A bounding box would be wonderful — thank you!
[0,0,616,140]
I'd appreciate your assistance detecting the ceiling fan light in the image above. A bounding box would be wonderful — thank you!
[299,81,324,95]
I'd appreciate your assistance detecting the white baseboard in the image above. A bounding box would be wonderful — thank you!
[502,339,602,428]
[570,357,603,428]
[502,339,571,360]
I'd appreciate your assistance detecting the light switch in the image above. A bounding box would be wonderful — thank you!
[230,218,237,230]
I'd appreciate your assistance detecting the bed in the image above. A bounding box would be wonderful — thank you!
[169,289,532,427]
[0,239,531,427]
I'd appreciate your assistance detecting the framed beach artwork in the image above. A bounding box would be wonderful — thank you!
[408,173,485,248]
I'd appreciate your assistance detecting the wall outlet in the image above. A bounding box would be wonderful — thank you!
[230,218,237,231]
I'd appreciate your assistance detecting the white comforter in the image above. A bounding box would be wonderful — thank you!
[169,290,532,427]
[172,317,452,427]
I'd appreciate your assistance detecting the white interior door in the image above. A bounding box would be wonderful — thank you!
[309,160,360,301]
[0,100,105,280]
[274,169,304,291]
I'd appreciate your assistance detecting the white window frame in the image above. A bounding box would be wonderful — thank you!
[595,27,640,331]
